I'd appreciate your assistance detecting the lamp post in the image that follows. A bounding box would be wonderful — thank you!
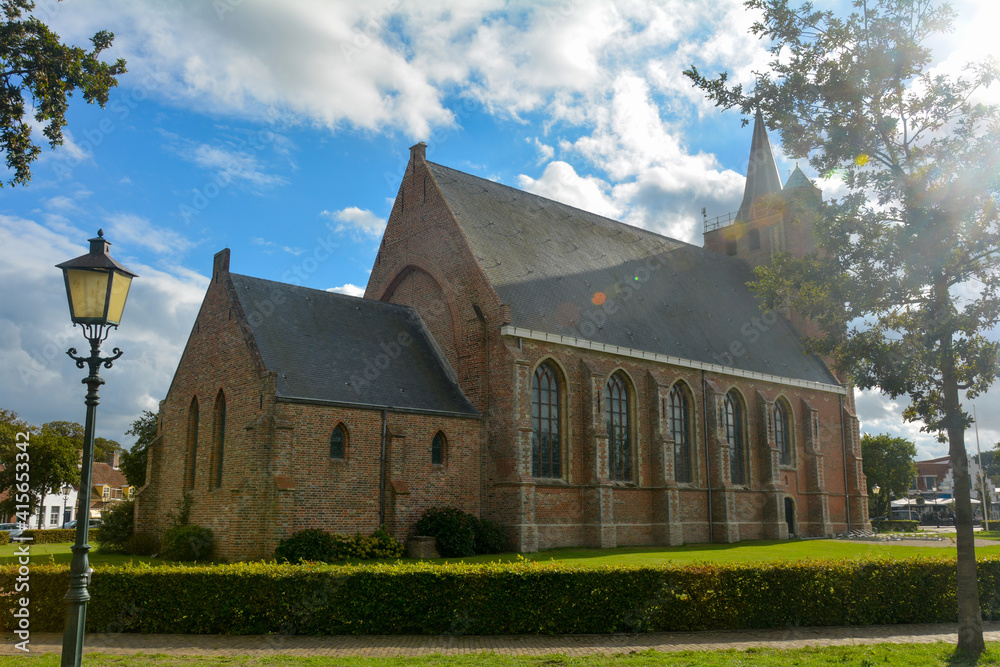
[56,230,137,667]
[61,484,71,527]
[872,484,882,533]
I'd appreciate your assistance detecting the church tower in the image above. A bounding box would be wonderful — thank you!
[704,110,822,266]
[703,111,824,338]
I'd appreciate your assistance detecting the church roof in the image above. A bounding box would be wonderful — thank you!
[427,161,839,388]
[229,274,478,417]
[784,164,818,191]
[735,110,783,222]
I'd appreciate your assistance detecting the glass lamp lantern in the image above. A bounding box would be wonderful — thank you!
[56,230,137,327]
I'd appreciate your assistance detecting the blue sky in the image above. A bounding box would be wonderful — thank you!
[2,0,998,460]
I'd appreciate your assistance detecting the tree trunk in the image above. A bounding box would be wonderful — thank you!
[943,333,985,656]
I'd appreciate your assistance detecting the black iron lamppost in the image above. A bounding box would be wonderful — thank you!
[61,484,71,526]
[872,484,882,533]
[56,230,137,667]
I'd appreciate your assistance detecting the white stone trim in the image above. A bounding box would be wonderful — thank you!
[501,325,848,396]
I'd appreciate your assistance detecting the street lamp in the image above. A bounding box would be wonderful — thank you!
[61,484,71,527]
[56,230,137,667]
[872,485,882,533]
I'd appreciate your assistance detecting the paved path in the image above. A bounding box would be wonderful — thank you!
[5,623,1000,658]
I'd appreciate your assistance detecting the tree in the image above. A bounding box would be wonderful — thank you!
[40,419,122,464]
[120,410,157,488]
[861,433,917,518]
[0,0,126,185]
[685,0,999,655]
[0,412,80,522]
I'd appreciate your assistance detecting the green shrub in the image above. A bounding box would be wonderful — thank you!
[415,507,507,557]
[275,529,337,563]
[96,500,134,552]
[19,528,99,544]
[877,520,918,532]
[0,531,8,546]
[124,532,160,556]
[160,524,213,561]
[3,556,1000,635]
[983,520,1000,532]
[275,528,405,563]
[472,516,508,554]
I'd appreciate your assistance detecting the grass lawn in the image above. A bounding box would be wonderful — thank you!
[2,644,1000,666]
[5,536,1000,568]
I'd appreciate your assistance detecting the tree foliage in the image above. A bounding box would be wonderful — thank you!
[861,433,917,517]
[685,0,999,654]
[40,419,121,464]
[0,0,126,185]
[0,411,80,521]
[120,410,157,488]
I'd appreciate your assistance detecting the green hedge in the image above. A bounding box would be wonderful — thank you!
[18,529,100,544]
[877,520,919,532]
[3,556,1000,635]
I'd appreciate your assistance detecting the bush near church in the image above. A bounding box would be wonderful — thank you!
[413,506,508,557]
[274,527,404,563]
[95,500,134,552]
[3,556,1000,635]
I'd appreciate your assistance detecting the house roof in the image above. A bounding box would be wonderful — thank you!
[735,110,783,223]
[91,462,128,488]
[229,274,478,417]
[427,161,839,387]
[784,164,818,191]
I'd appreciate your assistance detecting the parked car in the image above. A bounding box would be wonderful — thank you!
[891,509,921,521]
[0,522,24,539]
[61,518,103,530]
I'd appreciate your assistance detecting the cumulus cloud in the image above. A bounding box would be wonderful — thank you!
[322,207,387,239]
[0,214,206,444]
[327,283,365,297]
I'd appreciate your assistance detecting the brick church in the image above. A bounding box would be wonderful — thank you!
[136,115,869,561]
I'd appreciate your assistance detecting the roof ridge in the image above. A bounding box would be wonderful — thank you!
[426,161,702,252]
[230,273,419,316]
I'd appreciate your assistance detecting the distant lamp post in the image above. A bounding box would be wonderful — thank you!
[56,230,137,667]
[872,485,882,533]
[61,484,71,526]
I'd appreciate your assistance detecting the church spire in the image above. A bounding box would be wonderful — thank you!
[735,110,782,222]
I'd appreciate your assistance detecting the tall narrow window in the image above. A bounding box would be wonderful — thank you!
[186,397,199,490]
[606,372,632,482]
[431,431,445,465]
[330,424,346,460]
[214,390,226,489]
[531,362,562,478]
[670,384,692,484]
[724,390,746,485]
[775,401,792,466]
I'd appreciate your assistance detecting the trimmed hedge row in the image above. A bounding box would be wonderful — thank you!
[4,556,1000,635]
[17,529,101,545]
[17,529,101,544]
[876,520,919,532]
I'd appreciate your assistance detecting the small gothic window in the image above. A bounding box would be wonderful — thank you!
[187,397,199,490]
[606,372,632,482]
[531,361,562,478]
[330,424,346,460]
[748,229,761,249]
[670,384,692,484]
[724,390,746,485]
[775,401,792,466]
[213,390,226,489]
[431,432,445,465]
[725,240,738,256]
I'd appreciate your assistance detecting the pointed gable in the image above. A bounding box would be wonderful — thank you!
[735,110,783,223]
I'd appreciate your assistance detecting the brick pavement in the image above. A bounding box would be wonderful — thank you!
[4,623,1000,658]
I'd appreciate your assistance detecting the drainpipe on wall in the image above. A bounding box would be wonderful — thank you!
[702,370,714,543]
[379,408,388,528]
[839,393,851,533]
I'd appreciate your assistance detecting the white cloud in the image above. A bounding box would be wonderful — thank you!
[528,137,554,165]
[106,213,197,255]
[185,143,288,190]
[322,207,386,239]
[0,214,206,445]
[327,283,365,298]
[518,161,621,220]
